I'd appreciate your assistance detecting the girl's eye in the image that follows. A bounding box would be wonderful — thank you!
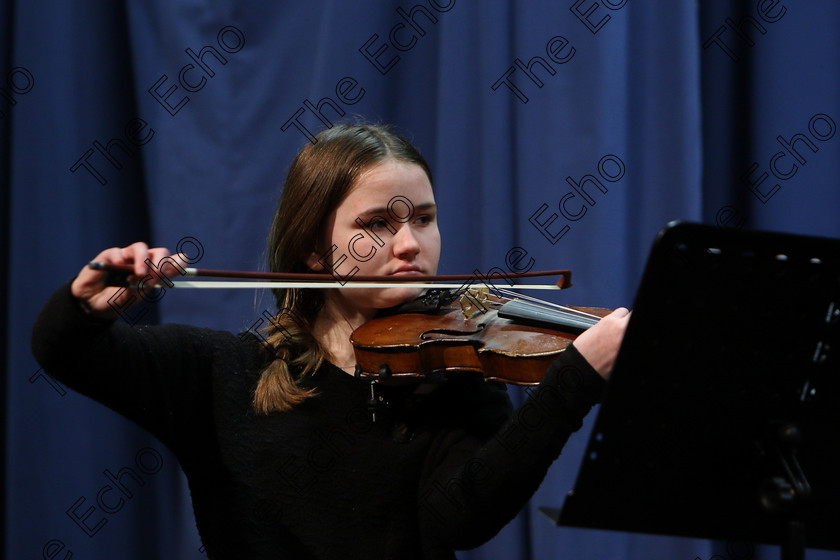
[369,218,388,230]
[415,214,433,225]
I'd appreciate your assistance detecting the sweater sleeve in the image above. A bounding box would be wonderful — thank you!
[416,344,606,551]
[30,282,238,448]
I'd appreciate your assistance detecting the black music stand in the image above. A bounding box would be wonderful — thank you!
[542,221,840,560]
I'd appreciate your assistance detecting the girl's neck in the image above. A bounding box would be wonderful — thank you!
[313,293,376,374]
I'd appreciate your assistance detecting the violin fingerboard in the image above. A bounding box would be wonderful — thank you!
[497,300,599,332]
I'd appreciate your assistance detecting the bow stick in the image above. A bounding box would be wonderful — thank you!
[88,262,573,291]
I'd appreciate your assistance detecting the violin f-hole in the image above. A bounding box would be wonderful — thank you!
[419,324,485,340]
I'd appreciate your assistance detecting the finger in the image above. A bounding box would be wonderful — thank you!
[79,246,125,282]
[71,246,129,303]
[145,248,187,283]
[122,242,152,277]
[167,252,191,278]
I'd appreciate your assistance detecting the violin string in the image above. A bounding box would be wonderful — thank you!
[457,286,584,315]
[492,288,603,322]
[453,286,599,329]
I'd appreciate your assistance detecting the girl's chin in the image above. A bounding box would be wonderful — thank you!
[341,287,425,311]
[382,287,425,306]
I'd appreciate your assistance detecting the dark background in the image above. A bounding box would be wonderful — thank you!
[4,1,839,558]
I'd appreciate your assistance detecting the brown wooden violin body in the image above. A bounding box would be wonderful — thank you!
[351,291,612,385]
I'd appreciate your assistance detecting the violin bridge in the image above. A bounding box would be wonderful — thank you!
[459,288,490,319]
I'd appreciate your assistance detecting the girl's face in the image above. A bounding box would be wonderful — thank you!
[308,159,441,314]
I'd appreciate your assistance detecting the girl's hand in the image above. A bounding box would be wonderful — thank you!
[572,307,631,380]
[70,242,187,319]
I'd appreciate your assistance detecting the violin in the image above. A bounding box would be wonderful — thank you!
[90,262,610,385]
[351,288,612,386]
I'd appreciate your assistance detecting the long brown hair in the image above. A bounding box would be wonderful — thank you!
[253,124,433,414]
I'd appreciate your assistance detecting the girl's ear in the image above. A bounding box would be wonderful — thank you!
[306,251,325,271]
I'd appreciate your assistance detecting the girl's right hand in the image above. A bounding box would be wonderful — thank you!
[70,242,187,319]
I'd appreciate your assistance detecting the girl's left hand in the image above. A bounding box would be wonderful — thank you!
[572,307,631,380]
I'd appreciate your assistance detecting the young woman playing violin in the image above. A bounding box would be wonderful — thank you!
[32,124,630,559]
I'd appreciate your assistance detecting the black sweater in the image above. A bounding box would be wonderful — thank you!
[31,283,606,559]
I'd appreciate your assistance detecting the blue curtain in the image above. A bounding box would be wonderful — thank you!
[4,1,839,558]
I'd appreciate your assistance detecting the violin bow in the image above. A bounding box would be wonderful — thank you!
[88,262,573,291]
